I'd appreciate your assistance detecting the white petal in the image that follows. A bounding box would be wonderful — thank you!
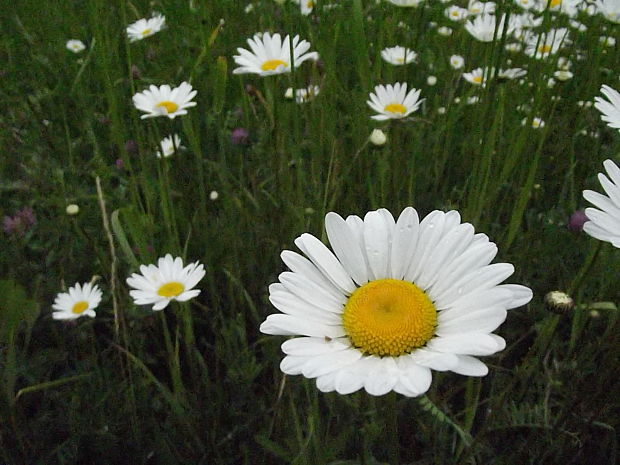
[325,212,369,285]
[427,333,505,356]
[389,207,420,280]
[450,355,489,376]
[281,337,350,356]
[363,210,392,280]
[259,314,345,338]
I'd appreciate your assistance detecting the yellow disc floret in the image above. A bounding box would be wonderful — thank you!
[261,59,288,71]
[157,281,185,298]
[156,101,179,114]
[72,301,89,314]
[342,279,437,357]
[384,103,407,114]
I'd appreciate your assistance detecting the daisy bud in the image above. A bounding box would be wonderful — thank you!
[66,204,80,216]
[284,87,294,99]
[369,129,387,146]
[568,210,588,232]
[427,75,437,86]
[209,190,219,201]
[544,291,574,316]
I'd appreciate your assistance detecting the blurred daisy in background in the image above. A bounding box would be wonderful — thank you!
[367,83,423,121]
[381,46,417,65]
[132,82,197,119]
[524,28,570,59]
[597,0,620,23]
[299,0,315,15]
[386,0,425,7]
[127,14,166,42]
[594,85,620,130]
[127,254,206,311]
[582,159,620,248]
[260,207,532,396]
[66,39,86,53]
[468,0,496,15]
[449,54,465,69]
[465,14,515,42]
[445,5,469,21]
[156,134,184,158]
[233,32,318,76]
[52,282,102,320]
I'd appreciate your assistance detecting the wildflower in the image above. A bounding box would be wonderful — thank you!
[381,46,417,65]
[594,85,620,130]
[515,0,536,9]
[126,14,166,42]
[427,76,437,86]
[231,127,250,145]
[66,40,86,53]
[597,0,620,23]
[599,36,616,47]
[233,32,318,76]
[468,1,496,14]
[66,204,80,215]
[449,55,465,69]
[582,160,620,248]
[465,14,514,42]
[293,85,321,103]
[524,28,570,59]
[52,282,102,320]
[369,129,387,146]
[544,291,574,315]
[386,0,425,6]
[209,191,219,201]
[299,0,315,15]
[554,70,573,81]
[367,83,424,121]
[156,135,184,158]
[126,254,206,311]
[522,117,545,128]
[260,207,533,396]
[437,26,453,36]
[568,210,588,232]
[445,5,469,21]
[463,68,486,86]
[132,82,197,119]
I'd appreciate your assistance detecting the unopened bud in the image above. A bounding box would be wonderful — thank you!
[544,291,574,315]
[369,129,387,146]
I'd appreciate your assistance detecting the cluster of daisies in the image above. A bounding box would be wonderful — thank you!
[54,3,620,399]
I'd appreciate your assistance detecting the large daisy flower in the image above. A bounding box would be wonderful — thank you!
[233,32,319,76]
[582,160,620,248]
[594,85,620,130]
[367,83,423,121]
[126,14,166,42]
[52,282,102,320]
[126,254,206,311]
[260,207,533,397]
[132,82,197,120]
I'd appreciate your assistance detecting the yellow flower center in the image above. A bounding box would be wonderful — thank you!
[550,0,561,7]
[142,28,152,36]
[261,59,288,71]
[384,103,407,114]
[156,101,179,113]
[72,301,89,314]
[472,75,483,83]
[307,1,314,7]
[157,281,185,298]
[395,57,404,63]
[538,44,553,54]
[342,279,437,357]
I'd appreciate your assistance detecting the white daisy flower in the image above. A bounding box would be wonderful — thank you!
[536,0,584,17]
[233,32,319,76]
[126,254,206,311]
[583,160,620,248]
[132,82,197,120]
[462,67,486,86]
[468,1,496,14]
[521,116,545,128]
[126,14,166,42]
[386,0,425,7]
[367,83,424,121]
[497,67,527,80]
[299,0,316,15]
[52,282,102,320]
[554,70,574,81]
[156,134,184,158]
[380,46,417,65]
[465,13,515,42]
[66,40,86,53]
[597,0,620,23]
[437,26,453,36]
[445,5,470,21]
[515,0,536,9]
[524,28,570,59]
[449,54,465,69]
[594,85,620,130]
[260,207,533,397]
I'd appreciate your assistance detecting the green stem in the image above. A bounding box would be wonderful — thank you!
[385,392,400,465]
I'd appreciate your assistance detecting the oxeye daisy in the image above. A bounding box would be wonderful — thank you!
[260,207,532,396]
[445,5,469,21]
[232,32,319,76]
[52,282,102,320]
[126,14,166,42]
[132,82,197,120]
[524,28,570,59]
[381,46,417,65]
[367,83,423,121]
[463,67,486,86]
[597,0,620,23]
[126,254,206,311]
[594,85,620,130]
[582,160,620,248]
[465,13,515,42]
[156,134,184,158]
[386,0,425,6]
[449,54,465,69]
[299,0,316,15]
[66,39,86,53]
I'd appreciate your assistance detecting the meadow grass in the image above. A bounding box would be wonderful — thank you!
[1,0,619,463]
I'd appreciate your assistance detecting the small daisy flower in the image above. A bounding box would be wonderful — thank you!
[515,0,536,9]
[522,116,545,128]
[381,46,417,66]
[132,82,197,120]
[126,254,206,311]
[582,160,620,248]
[524,28,570,59]
[260,207,532,396]
[299,0,316,15]
[594,85,620,130]
[597,0,620,23]
[463,67,486,86]
[465,14,514,42]
[126,14,166,42]
[497,67,527,80]
[386,0,425,7]
[468,1,496,15]
[449,54,465,69]
[437,26,453,36]
[156,134,184,158]
[233,32,319,76]
[66,40,86,53]
[554,70,574,81]
[52,282,102,320]
[445,5,470,21]
[367,83,424,121]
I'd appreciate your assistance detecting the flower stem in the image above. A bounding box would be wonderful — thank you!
[385,392,400,465]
